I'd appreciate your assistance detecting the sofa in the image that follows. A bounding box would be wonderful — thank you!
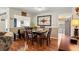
[0,32,13,51]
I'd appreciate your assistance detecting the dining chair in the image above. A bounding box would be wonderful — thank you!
[13,29,21,40]
[18,29,21,39]
[25,27,42,46]
[46,28,52,45]
[25,27,34,45]
[21,31,26,40]
[40,28,52,46]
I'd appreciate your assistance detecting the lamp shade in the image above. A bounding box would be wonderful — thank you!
[71,18,79,26]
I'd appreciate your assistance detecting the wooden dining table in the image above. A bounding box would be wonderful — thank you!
[31,29,47,46]
[32,30,47,35]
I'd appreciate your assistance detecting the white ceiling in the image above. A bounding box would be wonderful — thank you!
[11,7,73,16]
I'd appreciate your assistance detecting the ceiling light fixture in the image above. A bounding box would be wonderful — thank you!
[34,7,45,11]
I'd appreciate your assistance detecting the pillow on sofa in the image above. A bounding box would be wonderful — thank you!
[4,32,13,37]
[0,32,6,36]
[0,36,12,51]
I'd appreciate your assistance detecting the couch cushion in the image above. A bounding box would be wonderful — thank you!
[0,32,6,36]
[4,32,13,37]
[0,36,12,51]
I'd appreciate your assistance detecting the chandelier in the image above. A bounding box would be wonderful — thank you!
[75,7,79,16]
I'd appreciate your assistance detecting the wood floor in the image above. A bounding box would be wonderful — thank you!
[9,38,58,51]
[59,35,79,51]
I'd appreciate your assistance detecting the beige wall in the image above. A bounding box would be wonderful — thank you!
[51,27,58,39]
[10,27,25,33]
[9,8,29,18]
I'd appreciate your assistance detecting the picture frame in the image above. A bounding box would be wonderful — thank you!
[21,12,27,16]
[21,21,24,24]
[37,15,51,26]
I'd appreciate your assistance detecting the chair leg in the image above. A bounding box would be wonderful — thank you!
[27,39,29,44]
[46,40,49,46]
[14,33,16,41]
[36,38,43,47]
[41,39,43,46]
[39,39,41,46]
[32,39,34,45]
[42,39,44,46]
[48,38,51,45]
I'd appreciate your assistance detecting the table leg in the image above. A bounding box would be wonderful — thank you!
[14,33,16,41]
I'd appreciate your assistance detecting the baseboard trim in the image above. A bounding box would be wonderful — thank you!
[50,37,58,40]
[58,49,67,51]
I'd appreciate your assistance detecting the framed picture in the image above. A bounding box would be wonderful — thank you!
[21,21,24,24]
[37,15,51,26]
[21,12,27,16]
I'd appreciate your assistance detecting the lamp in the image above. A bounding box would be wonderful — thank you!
[59,16,65,20]
[71,18,79,37]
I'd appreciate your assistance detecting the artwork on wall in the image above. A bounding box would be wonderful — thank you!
[21,21,24,24]
[21,12,27,16]
[37,15,51,26]
[20,20,24,26]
